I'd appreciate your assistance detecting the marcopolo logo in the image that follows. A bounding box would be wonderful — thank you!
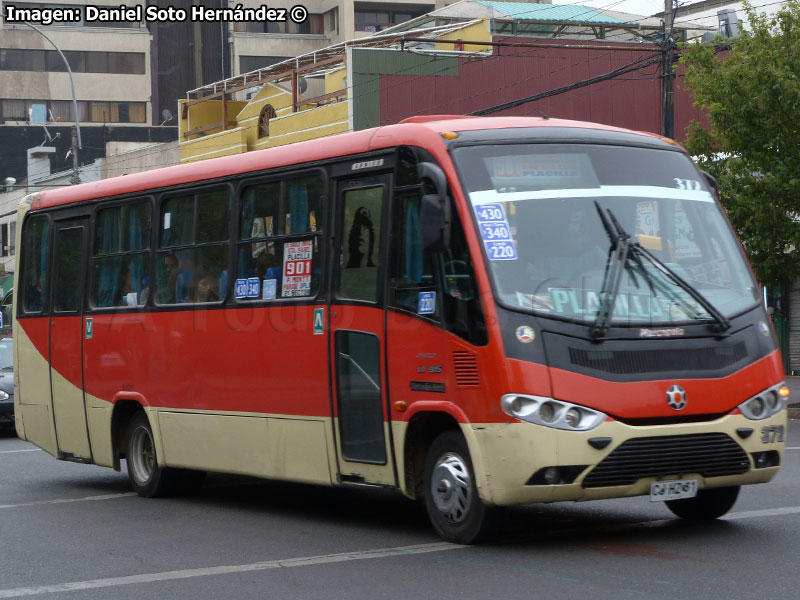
[666,384,687,411]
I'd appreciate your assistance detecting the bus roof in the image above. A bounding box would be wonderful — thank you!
[32,116,660,211]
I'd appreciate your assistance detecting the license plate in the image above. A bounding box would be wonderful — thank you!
[649,479,698,502]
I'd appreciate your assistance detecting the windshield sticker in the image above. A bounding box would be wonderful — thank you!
[686,259,732,287]
[674,206,702,259]
[246,277,261,299]
[469,186,714,206]
[262,279,277,300]
[535,287,699,322]
[475,203,517,261]
[674,178,703,191]
[234,278,248,299]
[282,239,313,297]
[417,291,436,315]
[635,201,660,236]
[484,154,597,191]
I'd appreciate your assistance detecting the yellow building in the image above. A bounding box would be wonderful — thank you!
[178,19,491,163]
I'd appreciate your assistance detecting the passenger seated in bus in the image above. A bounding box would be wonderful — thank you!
[159,253,180,304]
[27,277,44,312]
[116,263,135,307]
[190,272,219,303]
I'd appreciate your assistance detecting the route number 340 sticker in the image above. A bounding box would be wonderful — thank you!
[475,203,517,261]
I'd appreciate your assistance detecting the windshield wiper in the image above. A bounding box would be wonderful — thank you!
[632,242,731,334]
[590,202,730,339]
[591,202,631,339]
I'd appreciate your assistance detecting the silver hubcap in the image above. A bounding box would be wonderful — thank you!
[130,425,155,484]
[431,452,472,523]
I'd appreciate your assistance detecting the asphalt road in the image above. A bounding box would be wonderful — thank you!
[2,421,800,600]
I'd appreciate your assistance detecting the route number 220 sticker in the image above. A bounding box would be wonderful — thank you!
[475,203,517,261]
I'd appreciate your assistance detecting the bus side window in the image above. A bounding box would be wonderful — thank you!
[439,212,487,346]
[389,191,437,316]
[338,186,383,302]
[91,202,152,308]
[389,147,486,345]
[237,173,324,301]
[21,215,50,314]
[157,189,230,305]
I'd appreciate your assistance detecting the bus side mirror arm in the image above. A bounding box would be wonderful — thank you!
[418,162,451,252]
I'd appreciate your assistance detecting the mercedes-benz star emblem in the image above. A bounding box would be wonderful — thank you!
[666,385,687,411]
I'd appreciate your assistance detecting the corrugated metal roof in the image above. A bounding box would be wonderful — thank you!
[476,1,629,24]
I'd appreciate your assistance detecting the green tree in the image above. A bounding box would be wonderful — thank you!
[680,0,800,287]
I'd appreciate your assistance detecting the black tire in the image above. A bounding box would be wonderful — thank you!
[126,412,171,497]
[125,412,205,497]
[665,485,740,520]
[423,431,500,544]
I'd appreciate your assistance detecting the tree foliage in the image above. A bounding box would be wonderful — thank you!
[680,0,800,287]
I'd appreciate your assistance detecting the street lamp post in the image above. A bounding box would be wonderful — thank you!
[20,20,83,184]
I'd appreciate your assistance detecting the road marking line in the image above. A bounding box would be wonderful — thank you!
[0,449,41,454]
[0,542,461,598]
[724,506,800,520]
[784,447,800,450]
[1,499,799,597]
[0,493,135,510]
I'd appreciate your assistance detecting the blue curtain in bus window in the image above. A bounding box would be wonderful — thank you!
[127,207,145,294]
[39,220,49,303]
[97,211,120,307]
[405,201,422,283]
[289,183,308,234]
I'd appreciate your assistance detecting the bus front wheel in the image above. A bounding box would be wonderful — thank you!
[423,431,499,544]
[665,485,740,520]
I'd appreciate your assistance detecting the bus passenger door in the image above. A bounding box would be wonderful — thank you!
[329,174,396,486]
[48,218,91,460]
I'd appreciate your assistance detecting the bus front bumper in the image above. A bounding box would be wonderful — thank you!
[468,410,787,507]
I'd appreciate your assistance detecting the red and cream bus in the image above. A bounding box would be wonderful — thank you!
[13,116,788,543]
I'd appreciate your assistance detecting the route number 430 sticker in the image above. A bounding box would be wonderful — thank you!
[475,203,517,261]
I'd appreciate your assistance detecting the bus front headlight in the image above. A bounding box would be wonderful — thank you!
[501,394,606,431]
[738,383,787,420]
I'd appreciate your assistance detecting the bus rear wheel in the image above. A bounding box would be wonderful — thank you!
[125,412,205,497]
[665,485,740,520]
[423,431,499,544]
[126,412,169,497]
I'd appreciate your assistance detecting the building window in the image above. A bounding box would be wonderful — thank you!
[235,15,323,34]
[0,49,45,71]
[0,50,144,74]
[328,8,338,32]
[239,56,289,73]
[0,99,145,123]
[258,104,277,138]
[354,4,429,32]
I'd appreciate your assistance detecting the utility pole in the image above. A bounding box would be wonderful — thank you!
[661,0,676,139]
[71,126,80,185]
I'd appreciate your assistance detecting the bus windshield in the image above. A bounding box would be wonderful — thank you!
[453,143,760,327]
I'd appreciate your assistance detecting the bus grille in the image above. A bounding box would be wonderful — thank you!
[453,351,480,387]
[582,433,750,488]
[569,342,747,375]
